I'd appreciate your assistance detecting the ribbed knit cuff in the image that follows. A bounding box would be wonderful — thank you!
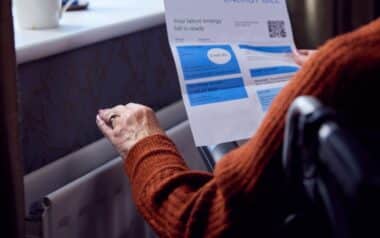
[125,134,183,178]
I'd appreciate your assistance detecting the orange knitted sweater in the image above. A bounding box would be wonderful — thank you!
[125,19,380,237]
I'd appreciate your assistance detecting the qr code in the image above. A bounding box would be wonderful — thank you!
[268,20,287,38]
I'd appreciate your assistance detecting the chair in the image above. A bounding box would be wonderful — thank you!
[198,96,380,237]
[282,96,380,238]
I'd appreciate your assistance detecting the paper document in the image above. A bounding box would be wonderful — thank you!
[164,0,299,146]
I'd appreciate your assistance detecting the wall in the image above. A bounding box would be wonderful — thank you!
[18,26,181,174]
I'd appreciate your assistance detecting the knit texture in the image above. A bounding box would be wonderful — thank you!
[125,19,380,238]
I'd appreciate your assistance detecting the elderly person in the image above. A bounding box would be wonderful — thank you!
[96,19,380,238]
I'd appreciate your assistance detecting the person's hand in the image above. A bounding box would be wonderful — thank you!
[96,103,165,159]
[293,49,317,66]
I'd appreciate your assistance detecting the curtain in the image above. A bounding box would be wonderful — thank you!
[0,0,25,237]
[287,0,376,48]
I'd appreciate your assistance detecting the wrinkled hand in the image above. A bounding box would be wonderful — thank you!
[96,103,165,159]
[293,49,317,66]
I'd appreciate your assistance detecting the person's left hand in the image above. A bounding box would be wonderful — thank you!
[96,103,165,159]
[293,49,317,66]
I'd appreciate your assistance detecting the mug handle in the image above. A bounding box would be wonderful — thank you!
[59,0,76,18]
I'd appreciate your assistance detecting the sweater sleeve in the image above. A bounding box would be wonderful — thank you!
[124,19,380,238]
[125,135,221,237]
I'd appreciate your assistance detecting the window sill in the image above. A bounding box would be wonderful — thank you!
[14,0,165,64]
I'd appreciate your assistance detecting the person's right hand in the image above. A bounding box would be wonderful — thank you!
[293,49,317,66]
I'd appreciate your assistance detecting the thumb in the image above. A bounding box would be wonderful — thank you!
[96,115,113,138]
[292,51,306,66]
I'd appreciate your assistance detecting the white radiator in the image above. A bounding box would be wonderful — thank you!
[25,101,206,238]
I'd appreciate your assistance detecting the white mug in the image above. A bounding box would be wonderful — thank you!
[14,0,75,29]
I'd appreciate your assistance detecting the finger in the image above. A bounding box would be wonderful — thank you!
[125,103,143,118]
[126,103,154,123]
[292,48,301,55]
[98,109,113,122]
[108,106,125,123]
[126,103,153,113]
[308,50,317,56]
[292,53,306,66]
[298,49,310,55]
[109,111,127,130]
[125,102,142,110]
[98,105,126,122]
[113,105,127,113]
[292,48,304,57]
[96,115,113,136]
